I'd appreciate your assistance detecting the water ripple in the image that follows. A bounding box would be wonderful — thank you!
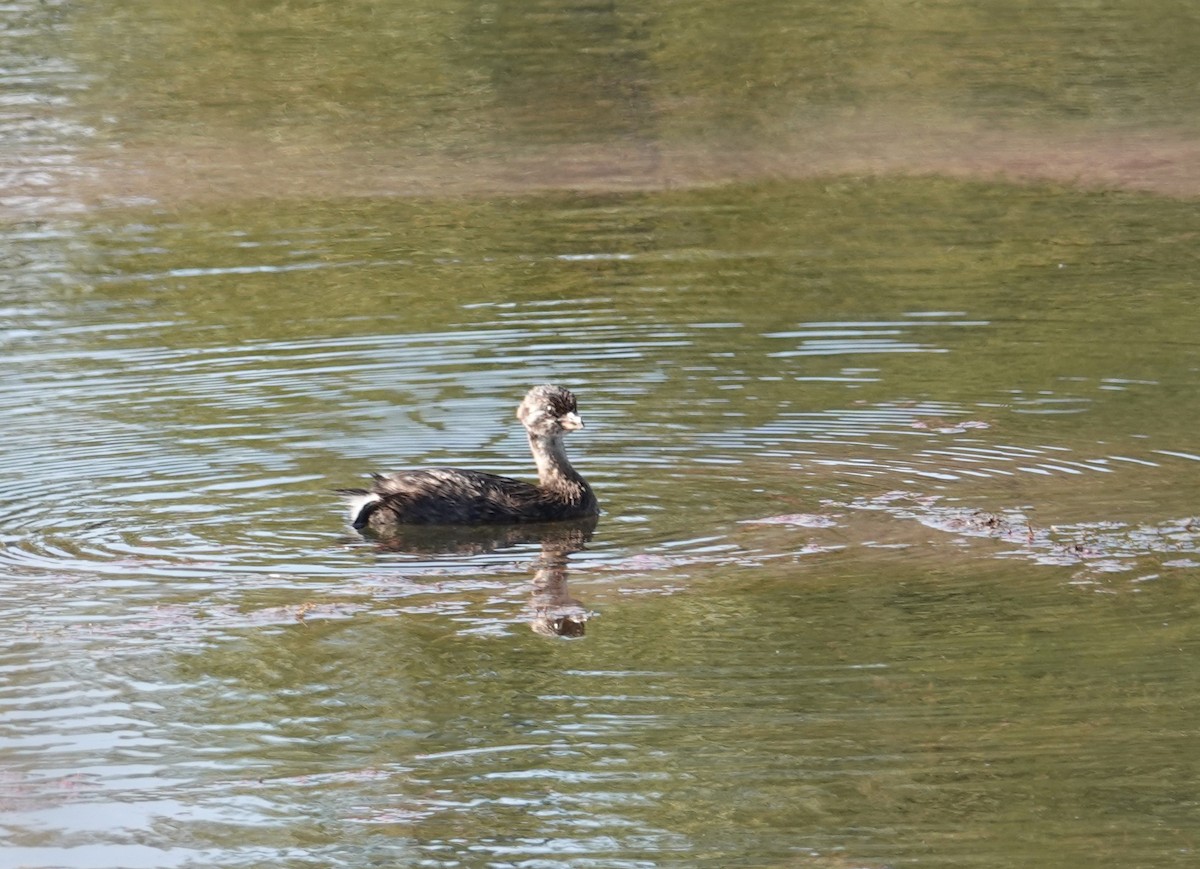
[0,315,680,582]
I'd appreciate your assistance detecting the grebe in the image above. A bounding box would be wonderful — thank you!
[339,385,599,530]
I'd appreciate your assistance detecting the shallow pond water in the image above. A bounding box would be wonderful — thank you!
[4,2,1200,868]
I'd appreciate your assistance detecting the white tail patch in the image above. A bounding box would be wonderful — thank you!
[344,491,380,525]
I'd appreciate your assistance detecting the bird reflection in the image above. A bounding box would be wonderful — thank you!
[351,516,596,637]
[527,535,590,638]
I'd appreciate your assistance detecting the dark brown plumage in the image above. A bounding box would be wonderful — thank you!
[338,385,599,530]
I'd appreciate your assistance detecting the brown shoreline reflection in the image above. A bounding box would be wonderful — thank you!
[354,516,597,638]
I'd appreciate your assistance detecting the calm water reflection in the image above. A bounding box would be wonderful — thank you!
[4,1,1200,867]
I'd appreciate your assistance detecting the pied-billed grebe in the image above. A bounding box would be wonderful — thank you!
[338,384,599,530]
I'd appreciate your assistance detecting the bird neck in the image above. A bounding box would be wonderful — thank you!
[528,432,588,493]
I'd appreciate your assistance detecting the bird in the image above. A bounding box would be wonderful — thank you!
[338,384,599,530]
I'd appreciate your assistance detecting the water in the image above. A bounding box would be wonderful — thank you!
[4,2,1200,867]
